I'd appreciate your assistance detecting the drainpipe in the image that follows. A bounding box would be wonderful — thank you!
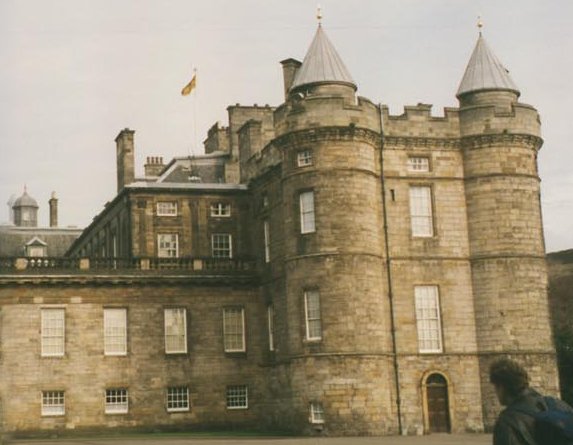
[378,103,403,435]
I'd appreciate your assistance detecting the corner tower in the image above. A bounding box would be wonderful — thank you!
[457,30,559,428]
[271,22,397,435]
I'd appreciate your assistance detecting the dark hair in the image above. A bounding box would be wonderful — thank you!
[489,358,529,397]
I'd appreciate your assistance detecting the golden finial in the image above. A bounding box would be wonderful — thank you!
[317,5,322,26]
[477,15,484,35]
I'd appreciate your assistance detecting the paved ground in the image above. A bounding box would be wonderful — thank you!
[7,433,492,445]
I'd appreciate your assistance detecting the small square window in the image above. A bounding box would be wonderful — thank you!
[105,388,128,414]
[310,402,325,424]
[226,385,248,409]
[156,201,178,216]
[167,387,190,412]
[297,150,313,167]
[42,391,65,416]
[211,202,231,217]
[408,157,430,172]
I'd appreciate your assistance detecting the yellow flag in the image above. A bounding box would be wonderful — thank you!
[181,74,197,96]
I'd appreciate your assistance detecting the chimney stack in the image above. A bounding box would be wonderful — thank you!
[144,156,165,177]
[49,191,58,228]
[115,128,135,192]
[280,58,302,100]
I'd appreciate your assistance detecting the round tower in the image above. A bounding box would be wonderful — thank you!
[272,23,397,435]
[457,32,560,428]
[12,187,39,227]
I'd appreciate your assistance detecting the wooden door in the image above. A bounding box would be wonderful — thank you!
[426,373,451,433]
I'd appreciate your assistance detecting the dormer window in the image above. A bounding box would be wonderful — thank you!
[26,236,47,257]
[156,201,178,216]
[297,150,313,167]
[211,202,231,217]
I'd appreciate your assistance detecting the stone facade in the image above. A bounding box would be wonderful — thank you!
[0,25,560,438]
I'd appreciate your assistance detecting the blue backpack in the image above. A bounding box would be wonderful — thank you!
[515,397,573,445]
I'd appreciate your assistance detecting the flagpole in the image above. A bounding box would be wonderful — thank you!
[193,68,198,157]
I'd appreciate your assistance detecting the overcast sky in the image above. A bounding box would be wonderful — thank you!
[1,0,572,252]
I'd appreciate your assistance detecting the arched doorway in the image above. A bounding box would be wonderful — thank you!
[425,373,451,433]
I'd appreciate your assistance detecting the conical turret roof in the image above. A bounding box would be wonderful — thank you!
[457,34,519,97]
[290,25,356,91]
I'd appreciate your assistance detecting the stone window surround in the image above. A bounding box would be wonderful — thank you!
[297,149,313,167]
[166,386,190,412]
[212,233,233,259]
[223,306,246,353]
[105,388,129,414]
[164,307,188,354]
[299,190,316,235]
[157,233,179,258]
[309,401,325,424]
[103,308,127,356]
[303,289,322,342]
[156,201,178,216]
[226,385,248,410]
[409,184,435,238]
[414,285,444,354]
[210,202,231,217]
[41,308,65,357]
[41,390,65,416]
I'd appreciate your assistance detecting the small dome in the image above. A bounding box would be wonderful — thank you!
[13,189,39,208]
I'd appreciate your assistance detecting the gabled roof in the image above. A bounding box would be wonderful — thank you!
[457,34,520,97]
[26,236,47,246]
[290,25,356,91]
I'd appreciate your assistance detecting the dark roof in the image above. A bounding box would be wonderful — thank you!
[0,226,82,257]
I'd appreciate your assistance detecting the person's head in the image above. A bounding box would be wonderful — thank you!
[489,358,530,406]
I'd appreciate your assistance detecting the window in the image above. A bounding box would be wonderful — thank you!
[104,308,127,356]
[105,388,128,414]
[212,233,232,258]
[226,385,248,409]
[223,307,245,352]
[263,220,270,263]
[414,286,443,353]
[297,150,313,167]
[22,209,31,222]
[157,233,179,257]
[267,305,275,352]
[304,290,322,341]
[156,201,178,216]
[41,308,65,357]
[167,387,189,412]
[27,246,46,257]
[164,308,187,354]
[210,202,231,217]
[42,391,65,416]
[310,402,325,424]
[409,186,433,237]
[299,191,315,234]
[262,194,269,208]
[408,157,430,172]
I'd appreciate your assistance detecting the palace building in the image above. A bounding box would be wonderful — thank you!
[0,22,560,437]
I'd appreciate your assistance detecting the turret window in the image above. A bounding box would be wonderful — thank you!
[299,191,316,234]
[409,186,433,237]
[310,402,325,424]
[304,290,322,341]
[297,150,313,167]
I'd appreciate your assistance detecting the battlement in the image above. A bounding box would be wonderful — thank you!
[383,104,460,138]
